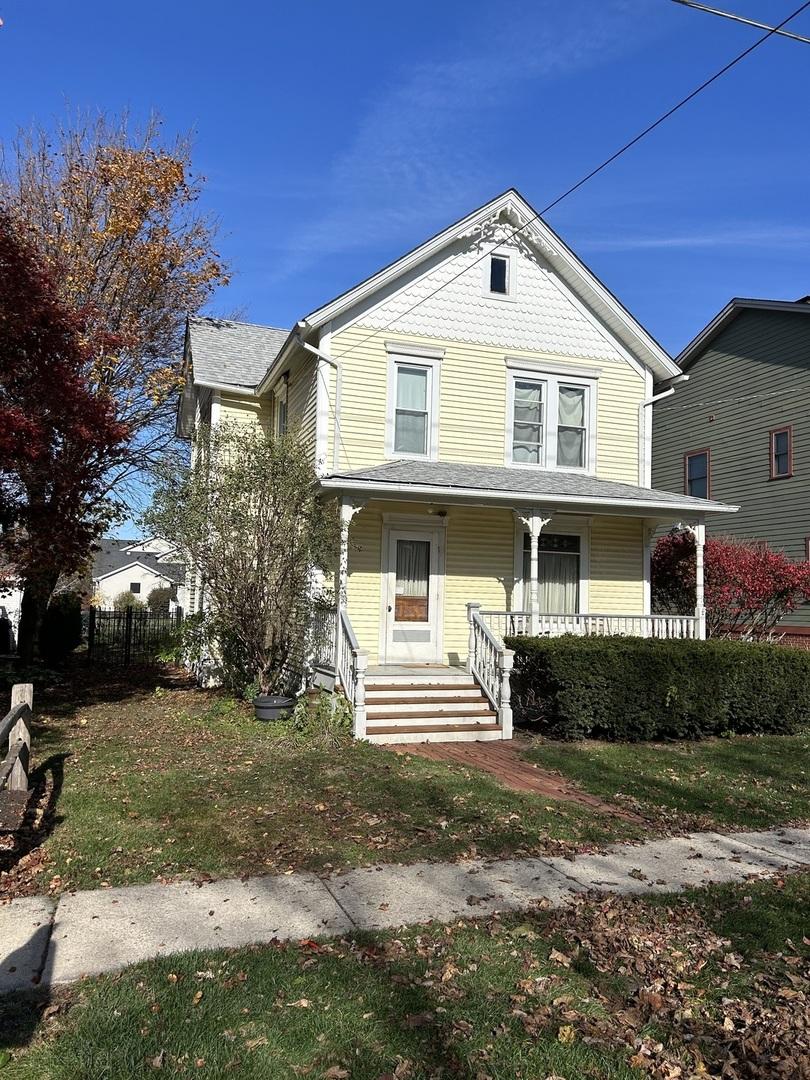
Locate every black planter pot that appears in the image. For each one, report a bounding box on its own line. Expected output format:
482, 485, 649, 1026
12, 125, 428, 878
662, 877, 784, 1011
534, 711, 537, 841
253, 694, 295, 722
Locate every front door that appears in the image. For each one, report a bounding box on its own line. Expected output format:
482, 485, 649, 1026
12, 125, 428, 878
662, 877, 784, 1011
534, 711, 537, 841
384, 527, 443, 663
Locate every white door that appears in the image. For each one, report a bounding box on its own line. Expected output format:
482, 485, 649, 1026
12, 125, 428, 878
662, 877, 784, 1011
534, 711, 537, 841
383, 527, 443, 663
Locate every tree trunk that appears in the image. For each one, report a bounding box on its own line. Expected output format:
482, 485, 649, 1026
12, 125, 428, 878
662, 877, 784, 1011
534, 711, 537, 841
16, 574, 57, 664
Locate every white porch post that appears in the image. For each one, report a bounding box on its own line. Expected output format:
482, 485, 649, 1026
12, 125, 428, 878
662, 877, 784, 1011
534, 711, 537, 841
642, 519, 657, 623
515, 509, 552, 636
338, 498, 364, 609
693, 521, 707, 639
466, 601, 481, 673
499, 649, 514, 739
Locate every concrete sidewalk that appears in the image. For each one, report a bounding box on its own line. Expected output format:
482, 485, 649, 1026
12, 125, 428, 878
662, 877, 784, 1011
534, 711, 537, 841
2, 826, 808, 994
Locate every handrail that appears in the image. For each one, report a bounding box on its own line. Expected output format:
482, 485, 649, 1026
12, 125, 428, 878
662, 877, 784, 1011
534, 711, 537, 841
336, 606, 368, 739
0, 684, 33, 795
467, 603, 513, 739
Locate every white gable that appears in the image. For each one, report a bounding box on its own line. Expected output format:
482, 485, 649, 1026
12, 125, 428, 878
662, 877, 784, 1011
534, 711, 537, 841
338, 218, 624, 364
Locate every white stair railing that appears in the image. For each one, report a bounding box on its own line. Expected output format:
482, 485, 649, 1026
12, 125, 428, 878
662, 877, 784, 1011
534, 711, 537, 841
466, 602, 513, 739
336, 606, 368, 739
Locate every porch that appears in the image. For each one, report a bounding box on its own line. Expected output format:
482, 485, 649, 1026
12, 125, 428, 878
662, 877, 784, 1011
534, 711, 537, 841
315, 459, 734, 744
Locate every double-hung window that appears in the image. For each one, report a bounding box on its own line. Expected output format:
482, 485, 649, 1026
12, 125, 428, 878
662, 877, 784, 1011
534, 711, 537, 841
521, 533, 581, 613
507, 364, 597, 471
684, 449, 710, 498
386, 347, 441, 460
770, 426, 793, 479
274, 377, 288, 436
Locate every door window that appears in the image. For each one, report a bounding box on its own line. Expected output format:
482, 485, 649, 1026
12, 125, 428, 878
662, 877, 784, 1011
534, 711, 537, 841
394, 539, 430, 621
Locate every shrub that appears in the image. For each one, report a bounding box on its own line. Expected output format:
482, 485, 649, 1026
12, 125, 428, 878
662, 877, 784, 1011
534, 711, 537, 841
652, 531, 810, 638
113, 590, 146, 611
147, 585, 173, 614
39, 590, 83, 664
506, 634, 810, 741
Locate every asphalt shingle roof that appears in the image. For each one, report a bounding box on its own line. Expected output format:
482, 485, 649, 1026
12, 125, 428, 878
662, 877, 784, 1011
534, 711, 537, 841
93, 540, 186, 584
188, 316, 289, 389
324, 460, 737, 513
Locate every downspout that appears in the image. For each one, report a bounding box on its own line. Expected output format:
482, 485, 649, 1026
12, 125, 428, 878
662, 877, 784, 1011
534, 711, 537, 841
638, 374, 689, 486
297, 336, 343, 473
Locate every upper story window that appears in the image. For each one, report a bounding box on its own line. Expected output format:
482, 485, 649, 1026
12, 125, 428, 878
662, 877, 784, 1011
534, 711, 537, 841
386, 345, 442, 460
506, 363, 597, 472
394, 365, 429, 455
770, 426, 793, 479
274, 378, 288, 436
483, 252, 515, 300
129, 582, 141, 594
490, 256, 508, 294
684, 449, 710, 498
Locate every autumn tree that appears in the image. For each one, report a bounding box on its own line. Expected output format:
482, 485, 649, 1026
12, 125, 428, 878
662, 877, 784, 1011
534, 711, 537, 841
651, 530, 810, 639
0, 111, 228, 488
0, 212, 128, 660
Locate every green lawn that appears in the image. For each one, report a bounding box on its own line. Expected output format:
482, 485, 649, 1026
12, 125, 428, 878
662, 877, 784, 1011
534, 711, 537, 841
4, 668, 637, 897
2, 873, 807, 1079
523, 733, 810, 831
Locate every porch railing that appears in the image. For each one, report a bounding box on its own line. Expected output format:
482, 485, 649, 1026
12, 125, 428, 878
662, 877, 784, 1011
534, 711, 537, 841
467, 603, 513, 738
335, 606, 368, 739
479, 610, 701, 642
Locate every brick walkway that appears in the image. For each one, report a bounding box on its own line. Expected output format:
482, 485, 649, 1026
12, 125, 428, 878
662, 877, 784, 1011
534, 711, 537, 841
389, 739, 644, 823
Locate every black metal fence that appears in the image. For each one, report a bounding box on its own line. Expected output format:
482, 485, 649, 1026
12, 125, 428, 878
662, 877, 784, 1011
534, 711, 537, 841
87, 608, 183, 666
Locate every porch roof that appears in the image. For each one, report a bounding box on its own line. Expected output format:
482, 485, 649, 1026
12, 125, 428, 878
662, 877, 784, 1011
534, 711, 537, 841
320, 460, 738, 518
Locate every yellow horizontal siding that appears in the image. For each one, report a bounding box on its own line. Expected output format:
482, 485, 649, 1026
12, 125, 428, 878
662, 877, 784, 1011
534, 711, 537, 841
330, 326, 645, 483
590, 517, 644, 614
345, 502, 645, 663
219, 394, 271, 431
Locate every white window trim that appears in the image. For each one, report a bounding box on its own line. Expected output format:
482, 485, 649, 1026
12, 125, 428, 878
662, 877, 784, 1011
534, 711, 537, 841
273, 377, 288, 436
512, 518, 591, 614
482, 248, 516, 302
505, 365, 598, 473
385, 352, 441, 461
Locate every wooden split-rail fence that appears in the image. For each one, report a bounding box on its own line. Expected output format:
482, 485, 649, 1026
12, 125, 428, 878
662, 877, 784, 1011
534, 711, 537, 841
0, 683, 33, 798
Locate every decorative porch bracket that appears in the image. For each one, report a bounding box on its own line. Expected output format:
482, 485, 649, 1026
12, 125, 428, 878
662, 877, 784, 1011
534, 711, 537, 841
513, 508, 553, 636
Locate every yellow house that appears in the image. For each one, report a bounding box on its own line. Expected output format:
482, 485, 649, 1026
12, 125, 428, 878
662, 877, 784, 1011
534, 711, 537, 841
178, 190, 736, 744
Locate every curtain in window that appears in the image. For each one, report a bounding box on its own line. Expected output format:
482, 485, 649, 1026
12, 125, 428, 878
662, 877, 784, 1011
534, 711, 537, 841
394, 367, 428, 454
513, 380, 544, 463
396, 540, 429, 597
395, 539, 430, 621
540, 553, 579, 613
557, 386, 585, 468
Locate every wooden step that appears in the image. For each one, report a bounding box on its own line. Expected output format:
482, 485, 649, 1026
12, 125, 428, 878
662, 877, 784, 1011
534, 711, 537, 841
367, 699, 488, 708
366, 722, 502, 735
365, 677, 476, 689
365, 709, 497, 721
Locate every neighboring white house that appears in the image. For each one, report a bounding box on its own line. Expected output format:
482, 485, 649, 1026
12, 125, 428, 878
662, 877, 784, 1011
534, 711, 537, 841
0, 580, 23, 652
92, 539, 186, 609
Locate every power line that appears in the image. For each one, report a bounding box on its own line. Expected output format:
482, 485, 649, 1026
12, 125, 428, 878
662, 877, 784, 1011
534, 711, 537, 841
655, 385, 806, 411
671, 0, 810, 45
333, 0, 810, 363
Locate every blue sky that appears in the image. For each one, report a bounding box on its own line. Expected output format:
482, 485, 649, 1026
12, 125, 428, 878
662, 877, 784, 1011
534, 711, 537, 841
2, 0, 808, 352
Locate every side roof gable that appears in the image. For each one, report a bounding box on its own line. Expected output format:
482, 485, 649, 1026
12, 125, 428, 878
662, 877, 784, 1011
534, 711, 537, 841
300, 189, 678, 381
677, 298, 810, 373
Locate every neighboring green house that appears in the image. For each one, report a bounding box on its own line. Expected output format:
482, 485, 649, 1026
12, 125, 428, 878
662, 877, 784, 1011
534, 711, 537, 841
652, 297, 810, 641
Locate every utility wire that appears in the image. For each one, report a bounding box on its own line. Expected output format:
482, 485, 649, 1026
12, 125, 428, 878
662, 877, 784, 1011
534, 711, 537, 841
671, 0, 810, 45
332, 0, 810, 363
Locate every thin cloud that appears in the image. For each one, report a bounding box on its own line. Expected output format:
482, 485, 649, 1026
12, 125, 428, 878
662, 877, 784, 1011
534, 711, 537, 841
580, 225, 810, 252
265, 0, 660, 284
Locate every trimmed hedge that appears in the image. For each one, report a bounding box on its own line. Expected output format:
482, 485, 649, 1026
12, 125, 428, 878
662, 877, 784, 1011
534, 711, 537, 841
505, 634, 810, 741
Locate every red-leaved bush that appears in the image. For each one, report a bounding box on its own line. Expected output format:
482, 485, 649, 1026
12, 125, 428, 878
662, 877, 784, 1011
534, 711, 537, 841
651, 530, 810, 639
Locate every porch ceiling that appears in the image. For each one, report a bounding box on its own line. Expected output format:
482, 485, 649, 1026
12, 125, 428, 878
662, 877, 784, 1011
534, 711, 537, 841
320, 459, 738, 520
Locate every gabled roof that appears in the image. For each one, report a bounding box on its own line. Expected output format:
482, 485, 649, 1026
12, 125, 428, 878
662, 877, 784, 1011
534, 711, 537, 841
321, 460, 737, 517
295, 188, 679, 382
187, 316, 289, 391
92, 540, 186, 584
676, 297, 810, 372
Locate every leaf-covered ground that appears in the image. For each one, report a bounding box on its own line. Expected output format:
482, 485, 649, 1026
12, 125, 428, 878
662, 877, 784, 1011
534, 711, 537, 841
2, 873, 808, 1079
0, 667, 638, 898
523, 734, 810, 832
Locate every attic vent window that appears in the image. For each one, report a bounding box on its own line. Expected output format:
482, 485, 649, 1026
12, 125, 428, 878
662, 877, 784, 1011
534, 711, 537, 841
489, 256, 508, 295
